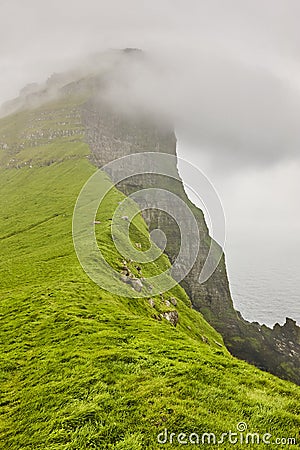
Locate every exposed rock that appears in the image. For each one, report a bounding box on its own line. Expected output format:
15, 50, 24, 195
120, 274, 128, 283
130, 278, 143, 292
165, 300, 171, 307
161, 311, 179, 327
120, 273, 144, 293
273, 318, 300, 343
147, 298, 155, 308
170, 297, 177, 306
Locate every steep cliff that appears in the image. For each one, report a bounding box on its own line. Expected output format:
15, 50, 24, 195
1, 60, 300, 448
79, 61, 300, 384
1, 49, 299, 387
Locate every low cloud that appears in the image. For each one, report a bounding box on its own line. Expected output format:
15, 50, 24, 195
1, 0, 300, 172
101, 48, 300, 171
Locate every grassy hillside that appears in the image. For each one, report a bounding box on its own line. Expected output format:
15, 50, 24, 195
0, 98, 299, 449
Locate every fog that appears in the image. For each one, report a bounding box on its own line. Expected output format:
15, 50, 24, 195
0, 0, 299, 323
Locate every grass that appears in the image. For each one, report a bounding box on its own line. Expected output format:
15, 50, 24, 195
0, 98, 299, 449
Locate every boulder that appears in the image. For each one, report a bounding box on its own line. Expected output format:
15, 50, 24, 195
161, 311, 179, 327
130, 278, 143, 292
170, 297, 177, 306
148, 298, 155, 308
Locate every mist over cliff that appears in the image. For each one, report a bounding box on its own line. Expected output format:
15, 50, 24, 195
1, 3, 300, 447
1, 3, 300, 320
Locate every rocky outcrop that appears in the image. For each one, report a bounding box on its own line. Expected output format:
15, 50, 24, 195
0, 105, 84, 169
161, 310, 179, 327
81, 90, 300, 385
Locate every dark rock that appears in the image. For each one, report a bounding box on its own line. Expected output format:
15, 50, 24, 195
170, 297, 177, 306
161, 311, 179, 327
148, 298, 155, 308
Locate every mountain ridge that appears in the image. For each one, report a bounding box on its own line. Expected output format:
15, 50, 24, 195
0, 51, 299, 448
76, 64, 300, 385
1, 51, 299, 385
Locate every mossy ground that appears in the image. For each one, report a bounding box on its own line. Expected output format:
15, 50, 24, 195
0, 100, 299, 449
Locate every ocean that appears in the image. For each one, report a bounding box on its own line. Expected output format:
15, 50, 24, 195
176, 145, 300, 329
226, 240, 300, 328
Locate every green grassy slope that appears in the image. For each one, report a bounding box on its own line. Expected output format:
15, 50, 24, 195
0, 98, 299, 449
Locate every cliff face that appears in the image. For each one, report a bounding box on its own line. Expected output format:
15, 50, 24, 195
81, 95, 300, 385
1, 50, 299, 384
2, 66, 300, 449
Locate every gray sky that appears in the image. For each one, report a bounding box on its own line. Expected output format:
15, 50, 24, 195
1, 0, 299, 323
